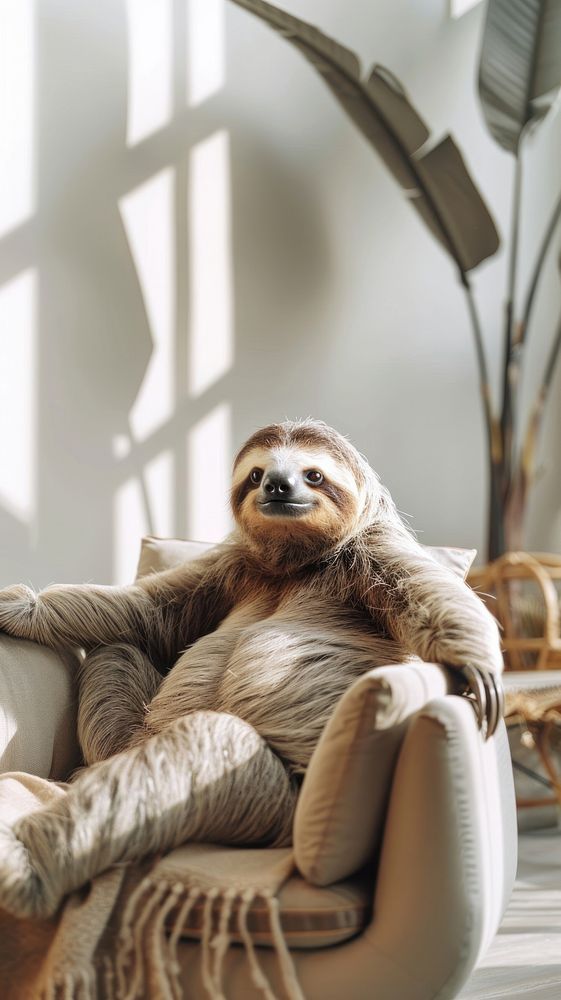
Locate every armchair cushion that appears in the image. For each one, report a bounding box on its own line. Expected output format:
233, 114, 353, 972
293, 662, 460, 887
159, 843, 371, 949
136, 536, 213, 578
0, 635, 79, 779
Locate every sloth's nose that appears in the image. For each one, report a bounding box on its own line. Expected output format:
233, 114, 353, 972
263, 472, 296, 497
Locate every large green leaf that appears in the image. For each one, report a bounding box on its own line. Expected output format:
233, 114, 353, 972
412, 136, 500, 271
478, 0, 561, 154
230, 0, 499, 273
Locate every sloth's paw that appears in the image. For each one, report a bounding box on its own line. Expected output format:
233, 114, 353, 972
0, 821, 54, 919
0, 584, 38, 640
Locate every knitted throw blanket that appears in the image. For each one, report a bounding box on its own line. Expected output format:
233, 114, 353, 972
0, 773, 300, 1000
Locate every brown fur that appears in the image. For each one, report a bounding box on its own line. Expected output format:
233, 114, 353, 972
0, 419, 502, 919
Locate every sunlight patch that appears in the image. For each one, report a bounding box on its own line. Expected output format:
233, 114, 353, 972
187, 404, 232, 542
188, 131, 233, 398
0, 0, 35, 238
145, 449, 175, 538
113, 477, 146, 585
125, 0, 173, 146
0, 269, 36, 526
187, 0, 225, 107
119, 168, 176, 442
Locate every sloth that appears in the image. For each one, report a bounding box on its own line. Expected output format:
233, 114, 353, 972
0, 419, 503, 919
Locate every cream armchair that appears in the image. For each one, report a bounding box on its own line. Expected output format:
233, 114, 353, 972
0, 639, 516, 1000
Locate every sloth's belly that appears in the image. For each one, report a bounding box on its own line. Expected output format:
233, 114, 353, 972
145, 599, 272, 727
217, 603, 410, 772
147, 596, 412, 771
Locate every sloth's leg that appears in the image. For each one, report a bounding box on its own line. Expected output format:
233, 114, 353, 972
77, 644, 162, 764
0, 711, 298, 920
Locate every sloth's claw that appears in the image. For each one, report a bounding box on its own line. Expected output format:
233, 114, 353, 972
459, 664, 504, 739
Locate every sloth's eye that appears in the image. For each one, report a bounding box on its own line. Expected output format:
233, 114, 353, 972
250, 468, 263, 485
305, 469, 323, 485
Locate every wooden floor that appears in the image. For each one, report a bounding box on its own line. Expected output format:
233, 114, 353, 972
459, 826, 561, 999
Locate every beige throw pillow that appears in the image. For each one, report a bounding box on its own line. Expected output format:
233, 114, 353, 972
426, 545, 477, 580
135, 535, 476, 581
293, 662, 459, 886
136, 536, 214, 578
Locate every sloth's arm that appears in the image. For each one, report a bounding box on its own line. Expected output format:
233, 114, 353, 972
0, 548, 235, 662
358, 520, 504, 735
362, 523, 503, 674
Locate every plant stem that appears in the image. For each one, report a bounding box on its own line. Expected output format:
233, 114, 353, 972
500, 154, 523, 499
463, 279, 494, 442
504, 188, 561, 552
462, 279, 503, 561
541, 315, 561, 394
506, 316, 561, 553
522, 315, 561, 483
519, 189, 561, 347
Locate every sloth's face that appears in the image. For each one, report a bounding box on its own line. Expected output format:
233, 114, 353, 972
231, 442, 363, 551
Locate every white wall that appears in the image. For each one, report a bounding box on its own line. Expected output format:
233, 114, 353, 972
0, 0, 559, 588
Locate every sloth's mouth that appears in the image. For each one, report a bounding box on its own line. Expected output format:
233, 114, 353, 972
258, 500, 314, 517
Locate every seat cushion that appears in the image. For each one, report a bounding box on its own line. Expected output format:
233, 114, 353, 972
161, 845, 371, 950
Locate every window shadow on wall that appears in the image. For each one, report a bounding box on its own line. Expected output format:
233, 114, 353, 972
0, 0, 333, 589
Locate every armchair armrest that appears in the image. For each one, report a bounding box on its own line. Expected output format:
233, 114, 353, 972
0, 635, 80, 779
363, 696, 517, 999
294, 661, 462, 886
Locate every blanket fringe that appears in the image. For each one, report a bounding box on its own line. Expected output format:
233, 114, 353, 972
211, 886, 236, 999
38, 968, 96, 1000
238, 889, 277, 1000
114, 874, 153, 997
263, 891, 306, 1000
201, 887, 221, 998
102, 955, 115, 999
100, 878, 304, 1000
145, 882, 185, 1000
167, 886, 201, 999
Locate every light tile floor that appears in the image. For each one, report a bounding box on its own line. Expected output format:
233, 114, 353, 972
459, 827, 561, 999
